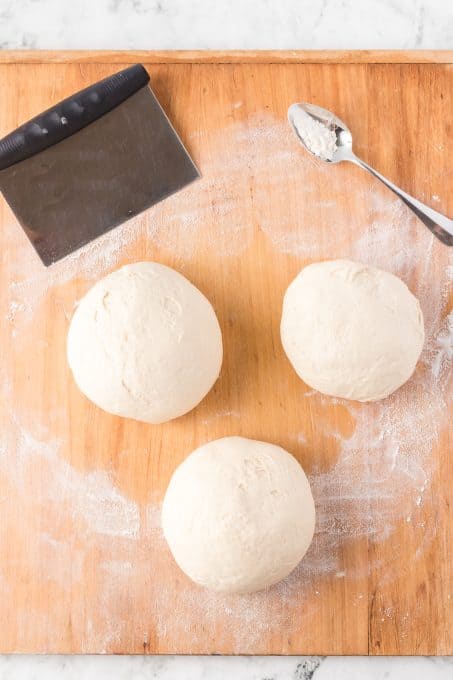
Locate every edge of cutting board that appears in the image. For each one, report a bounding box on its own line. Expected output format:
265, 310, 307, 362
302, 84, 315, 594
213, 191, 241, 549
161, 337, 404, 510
0, 49, 452, 64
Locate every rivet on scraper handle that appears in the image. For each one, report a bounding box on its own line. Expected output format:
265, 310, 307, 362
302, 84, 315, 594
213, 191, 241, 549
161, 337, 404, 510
0, 65, 150, 172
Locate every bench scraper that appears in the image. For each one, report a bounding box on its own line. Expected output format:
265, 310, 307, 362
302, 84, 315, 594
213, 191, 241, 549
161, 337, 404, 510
0, 65, 199, 265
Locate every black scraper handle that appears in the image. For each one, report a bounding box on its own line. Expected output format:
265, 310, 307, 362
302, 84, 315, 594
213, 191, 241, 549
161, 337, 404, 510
0, 64, 150, 172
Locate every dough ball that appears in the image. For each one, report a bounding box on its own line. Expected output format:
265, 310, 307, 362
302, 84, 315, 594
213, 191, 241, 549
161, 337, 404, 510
67, 262, 222, 424
162, 436, 315, 594
281, 259, 424, 402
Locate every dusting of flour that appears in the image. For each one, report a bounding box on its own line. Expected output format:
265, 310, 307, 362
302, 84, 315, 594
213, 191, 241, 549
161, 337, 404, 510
1, 418, 140, 541
303, 198, 453, 579
1, 113, 452, 651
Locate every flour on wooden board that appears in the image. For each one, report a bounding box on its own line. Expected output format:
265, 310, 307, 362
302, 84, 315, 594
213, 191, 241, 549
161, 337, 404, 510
4, 117, 319, 326
0, 418, 140, 541
1, 113, 452, 650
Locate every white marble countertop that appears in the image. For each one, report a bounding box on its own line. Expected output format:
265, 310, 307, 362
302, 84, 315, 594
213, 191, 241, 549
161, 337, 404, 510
0, 0, 452, 678
0, 0, 451, 49
0, 656, 453, 679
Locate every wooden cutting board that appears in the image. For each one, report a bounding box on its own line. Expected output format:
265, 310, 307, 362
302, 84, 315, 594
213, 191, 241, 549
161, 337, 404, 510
0, 50, 452, 656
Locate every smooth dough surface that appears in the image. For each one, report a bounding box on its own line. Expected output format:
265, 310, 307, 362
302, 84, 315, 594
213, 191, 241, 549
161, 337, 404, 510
162, 436, 316, 594
281, 259, 424, 402
67, 262, 223, 424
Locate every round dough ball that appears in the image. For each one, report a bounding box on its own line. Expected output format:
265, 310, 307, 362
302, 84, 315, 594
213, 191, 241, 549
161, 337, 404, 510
162, 436, 315, 594
67, 262, 222, 424
281, 259, 424, 402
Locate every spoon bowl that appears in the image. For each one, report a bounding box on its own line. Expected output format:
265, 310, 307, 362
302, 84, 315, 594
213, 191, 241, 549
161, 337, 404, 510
288, 102, 352, 163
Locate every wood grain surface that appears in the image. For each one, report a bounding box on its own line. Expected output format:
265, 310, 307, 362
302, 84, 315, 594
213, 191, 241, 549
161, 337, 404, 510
0, 53, 451, 655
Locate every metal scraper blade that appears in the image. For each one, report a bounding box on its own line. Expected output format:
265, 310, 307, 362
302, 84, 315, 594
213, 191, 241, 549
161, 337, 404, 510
0, 66, 199, 265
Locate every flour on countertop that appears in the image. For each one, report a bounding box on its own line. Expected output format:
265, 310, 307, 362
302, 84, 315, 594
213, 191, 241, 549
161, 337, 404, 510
4, 116, 333, 328
101, 560, 134, 575
304, 206, 452, 576
1, 418, 140, 542
1, 113, 452, 650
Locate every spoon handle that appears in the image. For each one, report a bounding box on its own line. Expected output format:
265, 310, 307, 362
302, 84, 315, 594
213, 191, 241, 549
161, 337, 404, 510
349, 154, 453, 246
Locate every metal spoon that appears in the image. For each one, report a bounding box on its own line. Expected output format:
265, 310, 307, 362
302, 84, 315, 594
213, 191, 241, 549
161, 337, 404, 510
288, 102, 453, 246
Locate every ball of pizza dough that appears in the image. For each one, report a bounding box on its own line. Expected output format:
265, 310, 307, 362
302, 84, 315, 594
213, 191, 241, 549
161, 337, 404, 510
281, 259, 424, 401
67, 262, 222, 423
162, 436, 316, 593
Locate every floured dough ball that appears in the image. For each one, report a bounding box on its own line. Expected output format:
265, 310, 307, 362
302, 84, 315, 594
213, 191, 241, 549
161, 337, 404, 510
67, 262, 222, 423
281, 259, 424, 401
162, 436, 315, 594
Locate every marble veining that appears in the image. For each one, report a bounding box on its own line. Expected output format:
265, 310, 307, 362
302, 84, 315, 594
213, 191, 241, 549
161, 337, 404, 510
0, 654, 453, 678
0, 0, 451, 49
1, 0, 453, 677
